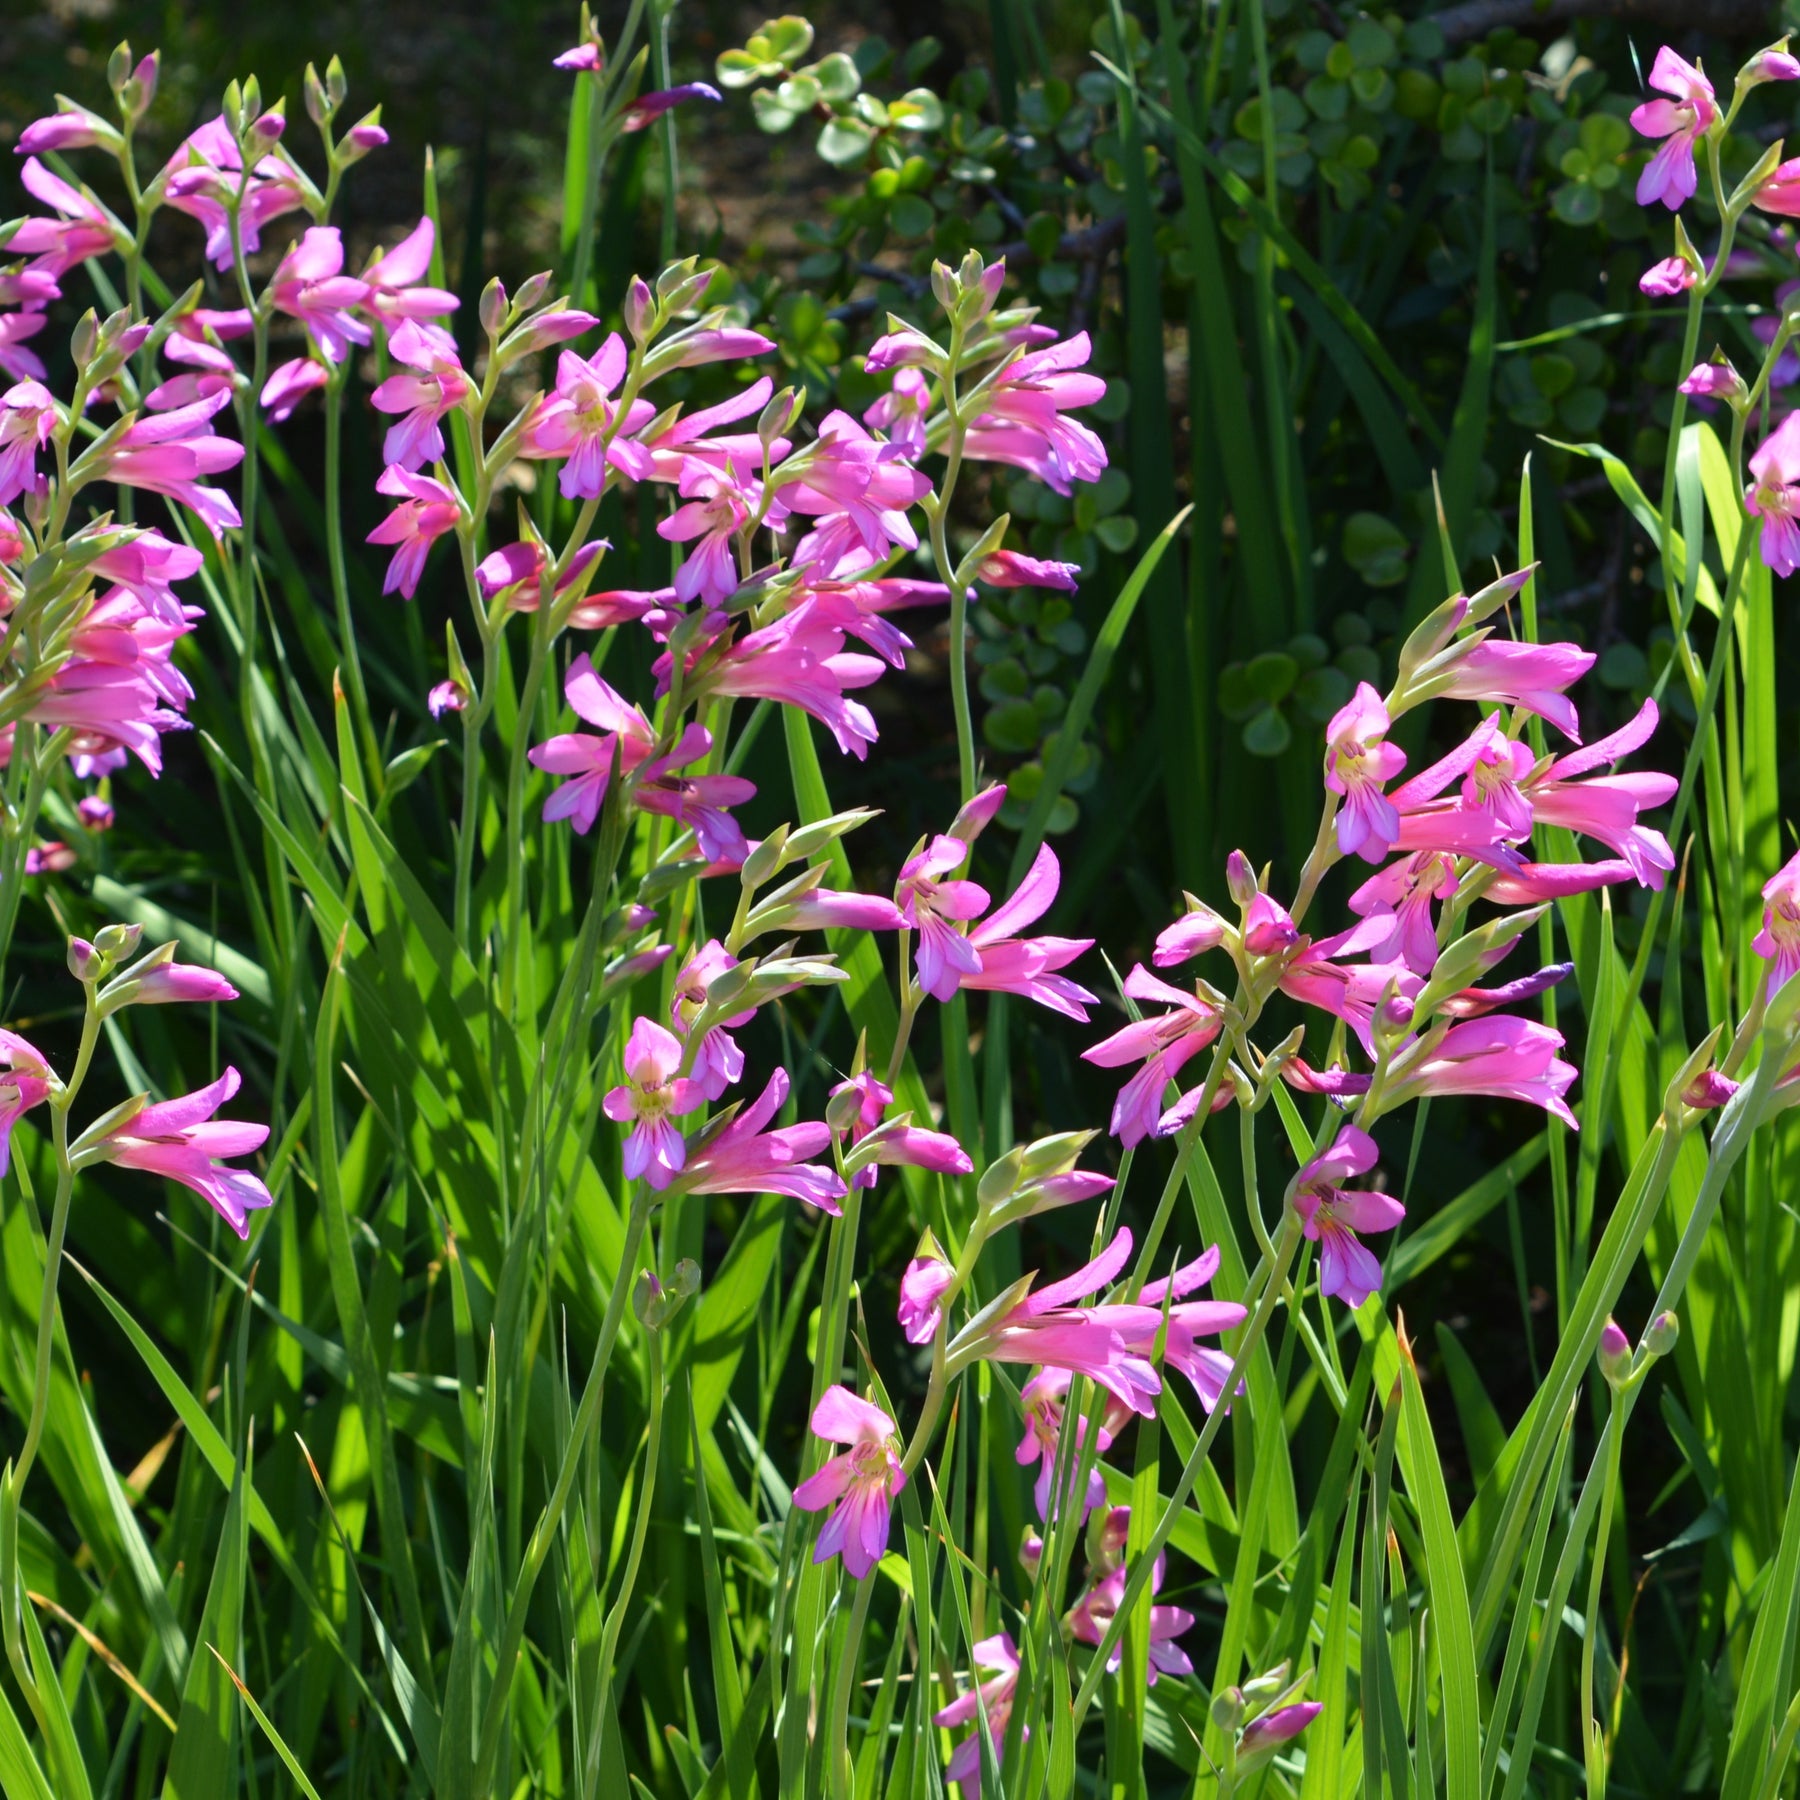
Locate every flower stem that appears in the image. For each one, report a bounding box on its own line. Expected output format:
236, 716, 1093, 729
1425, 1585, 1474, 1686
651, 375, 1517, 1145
324, 370, 382, 787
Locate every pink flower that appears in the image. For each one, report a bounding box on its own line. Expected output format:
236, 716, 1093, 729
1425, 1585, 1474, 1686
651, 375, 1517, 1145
791, 1385, 905, 1578
1630, 46, 1716, 210
1152, 905, 1228, 967
0, 1032, 54, 1175
936, 1635, 1023, 1791
1749, 410, 1800, 576
1388, 1015, 1579, 1126
1240, 1702, 1323, 1765
87, 529, 204, 625
621, 83, 722, 131
474, 540, 651, 630
1324, 682, 1407, 860
1483, 859, 1639, 903
268, 227, 372, 364
1289, 1127, 1404, 1308
99, 1066, 272, 1238
1744, 45, 1800, 84
0, 311, 48, 385
0, 381, 57, 506
970, 1227, 1163, 1417
674, 1067, 846, 1212
962, 332, 1108, 495
530, 654, 755, 858
960, 844, 1097, 1018
161, 118, 306, 269
370, 321, 471, 469
112, 959, 238, 1006
1756, 847, 1800, 997
1640, 256, 1698, 297
77, 795, 114, 830
90, 389, 246, 538
25, 659, 189, 775
1329, 851, 1459, 974
1083, 967, 1224, 1146
1436, 637, 1596, 741
554, 43, 605, 72
520, 336, 658, 495
360, 220, 459, 324
1016, 1366, 1112, 1521
830, 1068, 971, 1188
898, 1247, 954, 1343
863, 368, 932, 456
1681, 359, 1747, 404
1753, 157, 1800, 218
974, 549, 1081, 591
681, 600, 883, 756
428, 677, 469, 717
366, 466, 461, 597
1244, 888, 1300, 956
1067, 1565, 1195, 1684
1130, 1245, 1246, 1411
25, 842, 73, 875
1522, 698, 1676, 886
896, 835, 990, 1002
659, 465, 757, 604
261, 357, 328, 423
16, 104, 119, 156
775, 888, 908, 932
602, 1017, 705, 1188
7, 159, 122, 275
776, 412, 930, 579
1278, 956, 1414, 1058
671, 940, 751, 1100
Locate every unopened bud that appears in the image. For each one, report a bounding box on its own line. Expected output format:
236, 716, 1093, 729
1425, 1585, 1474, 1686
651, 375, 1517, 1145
107, 41, 135, 94
625, 275, 655, 343
304, 64, 331, 126
221, 79, 245, 136
325, 54, 348, 108
758, 385, 802, 449
479, 277, 508, 337
239, 77, 263, 130
71, 310, 99, 370
1597, 1318, 1631, 1386
1241, 1662, 1293, 1703
825, 1084, 866, 1132
976, 1147, 1025, 1210
78, 795, 114, 832
341, 109, 387, 159
1019, 1529, 1044, 1578
250, 107, 285, 145
634, 1270, 666, 1328
93, 921, 144, 960
656, 256, 703, 303
67, 937, 100, 982
1375, 990, 1415, 1043
1645, 1310, 1680, 1357
1742, 40, 1800, 87
1225, 848, 1259, 909
739, 827, 790, 889
513, 270, 554, 315
929, 259, 958, 315
1211, 1687, 1246, 1733
1678, 357, 1748, 410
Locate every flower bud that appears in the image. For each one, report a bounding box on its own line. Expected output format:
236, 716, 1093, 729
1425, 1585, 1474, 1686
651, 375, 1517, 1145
479, 277, 508, 337
239, 77, 263, 132
1211, 1687, 1246, 1733
976, 1146, 1025, 1210
1679, 357, 1747, 409
1741, 40, 1800, 85
930, 260, 959, 315
71, 310, 99, 371
93, 921, 143, 961
78, 796, 114, 831
824, 1083, 867, 1133
758, 385, 803, 450
634, 1270, 667, 1328
340, 109, 387, 162
1242, 1662, 1293, 1703
1225, 849, 1259, 909
513, 270, 554, 315
656, 256, 704, 304
67, 937, 101, 983
325, 54, 348, 109
1375, 989, 1416, 1045
250, 107, 285, 145
304, 63, 331, 127
625, 275, 656, 343
738, 828, 790, 890
1645, 1310, 1680, 1357
1019, 1529, 1044, 1578
107, 41, 135, 95
126, 51, 159, 121
1238, 1701, 1323, 1769
1597, 1318, 1631, 1387
221, 79, 245, 137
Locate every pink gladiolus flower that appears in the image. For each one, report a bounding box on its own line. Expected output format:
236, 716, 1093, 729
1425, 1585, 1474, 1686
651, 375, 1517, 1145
1279, 956, 1415, 1058
99, 1066, 272, 1238
162, 118, 307, 269
675, 1067, 847, 1212
77, 795, 114, 830
360, 219, 459, 323
774, 887, 908, 933
863, 367, 932, 456
17, 104, 119, 155
1329, 851, 1459, 974
520, 335, 658, 494
651, 322, 778, 372
475, 540, 648, 630
260, 357, 328, 423
1483, 858, 1638, 903
530, 654, 755, 858
864, 326, 945, 374
0, 1032, 54, 1175
1640, 256, 1698, 297
830, 1068, 972, 1188
428, 677, 469, 717
975, 549, 1080, 591
1755, 848, 1800, 996
370, 320, 472, 469
1522, 698, 1676, 885
25, 842, 73, 874
0, 381, 57, 506
1681, 360, 1747, 404
971, 1227, 1163, 1416
367, 465, 461, 597
659, 465, 757, 604
0, 312, 48, 385
1324, 682, 1407, 860
1067, 1563, 1195, 1684
791, 1385, 905, 1577
554, 43, 604, 72
671, 940, 751, 1100
1630, 47, 1716, 210
1748, 410, 1800, 576
677, 601, 885, 755
1389, 1015, 1579, 1125
1745, 45, 1800, 83
896, 835, 990, 1002
936, 1634, 1023, 1791
621, 83, 722, 130
8, 159, 122, 275
118, 960, 238, 1005
1243, 889, 1300, 956
25, 654, 189, 775
1436, 637, 1596, 741
0, 271, 59, 309
777, 412, 930, 579
898, 1249, 954, 1343
1754, 157, 1800, 217
88, 529, 204, 625
1016, 1367, 1112, 1522
1289, 1127, 1404, 1308
962, 332, 1108, 494
91, 389, 246, 538
268, 227, 372, 363
603, 1017, 704, 1188
960, 844, 1098, 1019
1130, 1244, 1246, 1411
1153, 904, 1228, 966
1083, 966, 1224, 1146
1240, 1702, 1323, 1763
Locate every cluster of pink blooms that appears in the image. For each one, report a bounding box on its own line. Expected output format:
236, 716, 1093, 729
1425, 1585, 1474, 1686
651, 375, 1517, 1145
1624, 37, 1800, 578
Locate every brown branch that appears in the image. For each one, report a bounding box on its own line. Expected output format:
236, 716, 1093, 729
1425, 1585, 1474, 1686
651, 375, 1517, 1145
1434, 0, 1774, 47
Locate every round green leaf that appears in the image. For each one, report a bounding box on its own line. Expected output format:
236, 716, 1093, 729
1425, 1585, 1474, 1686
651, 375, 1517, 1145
1245, 650, 1299, 704
1243, 706, 1293, 757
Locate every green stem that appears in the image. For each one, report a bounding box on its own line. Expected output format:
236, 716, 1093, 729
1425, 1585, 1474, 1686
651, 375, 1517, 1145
324, 371, 382, 785
826, 1573, 877, 1800
1580, 1384, 1626, 1791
